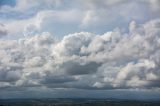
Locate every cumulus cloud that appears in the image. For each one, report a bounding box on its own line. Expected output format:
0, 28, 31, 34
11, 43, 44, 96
0, 19, 160, 91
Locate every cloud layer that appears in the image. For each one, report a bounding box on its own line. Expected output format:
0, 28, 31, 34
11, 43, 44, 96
0, 19, 160, 91
1, 0, 160, 39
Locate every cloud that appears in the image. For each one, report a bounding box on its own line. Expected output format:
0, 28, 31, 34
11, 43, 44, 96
1, 0, 160, 99
0, 19, 160, 92
147, 0, 160, 11
41, 75, 77, 84
3, 9, 84, 38
0, 0, 62, 12
61, 61, 100, 75
1, 0, 160, 39
0, 65, 22, 82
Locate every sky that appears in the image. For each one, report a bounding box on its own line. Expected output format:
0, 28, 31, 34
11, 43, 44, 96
0, 0, 160, 100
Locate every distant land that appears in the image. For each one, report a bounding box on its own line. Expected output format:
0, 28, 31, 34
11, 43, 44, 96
0, 98, 160, 106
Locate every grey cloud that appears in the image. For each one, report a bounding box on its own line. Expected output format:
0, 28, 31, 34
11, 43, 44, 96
41, 75, 77, 84
61, 61, 101, 75
0, 65, 22, 82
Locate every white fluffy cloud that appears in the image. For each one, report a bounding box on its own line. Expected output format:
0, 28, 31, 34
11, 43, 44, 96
0, 19, 160, 91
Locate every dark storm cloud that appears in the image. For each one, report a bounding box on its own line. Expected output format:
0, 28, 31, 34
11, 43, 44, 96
41, 75, 77, 84
61, 61, 101, 75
